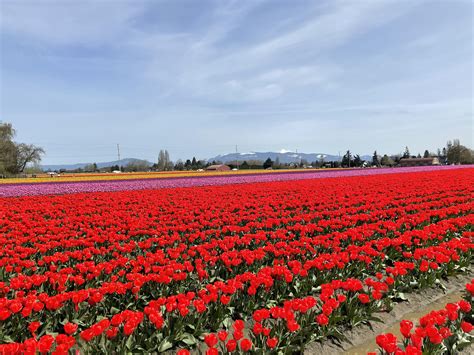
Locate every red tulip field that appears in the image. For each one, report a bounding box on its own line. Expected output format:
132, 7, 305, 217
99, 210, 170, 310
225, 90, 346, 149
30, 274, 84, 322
0, 168, 473, 354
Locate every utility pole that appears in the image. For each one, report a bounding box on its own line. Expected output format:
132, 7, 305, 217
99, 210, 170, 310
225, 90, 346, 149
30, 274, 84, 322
235, 145, 239, 170
117, 144, 120, 162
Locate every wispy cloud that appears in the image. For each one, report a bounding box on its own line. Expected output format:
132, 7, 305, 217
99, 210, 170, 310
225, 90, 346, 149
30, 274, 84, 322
1, 0, 144, 45
1, 0, 472, 163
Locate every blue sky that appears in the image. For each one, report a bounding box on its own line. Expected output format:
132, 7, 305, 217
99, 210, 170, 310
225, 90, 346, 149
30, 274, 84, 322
1, 0, 472, 164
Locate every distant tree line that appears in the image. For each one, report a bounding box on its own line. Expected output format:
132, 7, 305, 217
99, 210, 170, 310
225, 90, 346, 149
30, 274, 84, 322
247, 140, 473, 171
69, 139, 472, 175
2, 121, 472, 176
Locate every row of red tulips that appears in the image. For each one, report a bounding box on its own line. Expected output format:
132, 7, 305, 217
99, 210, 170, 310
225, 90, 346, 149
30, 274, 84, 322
0, 169, 472, 353
373, 278, 474, 355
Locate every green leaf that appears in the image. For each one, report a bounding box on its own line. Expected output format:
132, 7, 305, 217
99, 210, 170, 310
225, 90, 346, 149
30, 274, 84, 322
397, 292, 408, 301
1, 336, 13, 343
223, 317, 234, 329
158, 338, 173, 352
125, 336, 134, 350
179, 333, 197, 346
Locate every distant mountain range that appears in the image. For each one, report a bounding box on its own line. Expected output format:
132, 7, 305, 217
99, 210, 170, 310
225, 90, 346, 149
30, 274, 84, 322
208, 150, 372, 164
41, 158, 153, 171
41, 151, 372, 171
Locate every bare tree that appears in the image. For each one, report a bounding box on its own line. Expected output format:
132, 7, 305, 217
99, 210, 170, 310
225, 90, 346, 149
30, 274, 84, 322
124, 160, 149, 172
0, 122, 45, 175
16, 144, 45, 173
158, 149, 172, 171
381, 154, 395, 167
446, 139, 473, 164
0, 123, 18, 174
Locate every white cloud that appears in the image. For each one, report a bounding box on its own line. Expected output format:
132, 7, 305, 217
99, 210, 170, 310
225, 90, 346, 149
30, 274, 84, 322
0, 0, 144, 45
141, 0, 419, 104
1, 0, 418, 105
2, 0, 472, 164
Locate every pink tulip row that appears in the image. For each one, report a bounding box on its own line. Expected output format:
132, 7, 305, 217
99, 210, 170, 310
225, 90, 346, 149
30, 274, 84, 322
1, 165, 470, 197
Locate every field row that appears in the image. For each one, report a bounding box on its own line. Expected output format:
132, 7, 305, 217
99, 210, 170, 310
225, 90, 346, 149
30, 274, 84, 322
0, 168, 472, 354
372, 279, 473, 354
0, 169, 309, 185
0, 165, 469, 197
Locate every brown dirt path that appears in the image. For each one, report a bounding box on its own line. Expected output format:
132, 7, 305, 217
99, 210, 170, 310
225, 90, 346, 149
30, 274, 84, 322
345, 290, 465, 354
304, 270, 474, 355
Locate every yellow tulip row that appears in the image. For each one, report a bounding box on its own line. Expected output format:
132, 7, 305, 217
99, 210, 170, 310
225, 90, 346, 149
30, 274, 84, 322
0, 168, 343, 185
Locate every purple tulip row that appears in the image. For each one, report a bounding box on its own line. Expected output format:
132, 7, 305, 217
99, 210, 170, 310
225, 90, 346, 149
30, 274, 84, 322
1, 165, 471, 198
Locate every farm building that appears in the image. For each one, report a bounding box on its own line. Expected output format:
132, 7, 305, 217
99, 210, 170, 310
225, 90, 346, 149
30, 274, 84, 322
206, 164, 231, 171
399, 157, 440, 167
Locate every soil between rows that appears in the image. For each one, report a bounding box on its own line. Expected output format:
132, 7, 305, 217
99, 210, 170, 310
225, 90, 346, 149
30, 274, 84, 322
304, 270, 474, 355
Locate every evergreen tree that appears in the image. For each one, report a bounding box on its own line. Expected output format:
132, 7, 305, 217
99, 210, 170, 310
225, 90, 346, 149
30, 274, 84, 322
184, 159, 192, 170
372, 150, 380, 167
353, 154, 363, 167
342, 150, 352, 167
263, 158, 273, 169
423, 150, 430, 158
402, 146, 410, 159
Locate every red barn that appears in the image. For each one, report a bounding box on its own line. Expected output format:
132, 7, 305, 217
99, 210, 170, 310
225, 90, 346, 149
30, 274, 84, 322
206, 164, 231, 171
